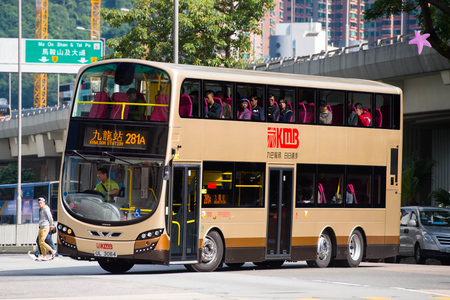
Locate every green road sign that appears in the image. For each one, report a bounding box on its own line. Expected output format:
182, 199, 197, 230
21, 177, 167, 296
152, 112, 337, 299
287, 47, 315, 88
25, 39, 102, 64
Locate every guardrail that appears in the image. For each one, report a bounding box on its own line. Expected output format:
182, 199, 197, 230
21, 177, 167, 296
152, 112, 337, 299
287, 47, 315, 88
0, 104, 70, 123
252, 33, 415, 71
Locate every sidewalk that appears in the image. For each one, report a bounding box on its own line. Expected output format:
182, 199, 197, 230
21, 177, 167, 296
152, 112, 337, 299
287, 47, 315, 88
1, 245, 39, 254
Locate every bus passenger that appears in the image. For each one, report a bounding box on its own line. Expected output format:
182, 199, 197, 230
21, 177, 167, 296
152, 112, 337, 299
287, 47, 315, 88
267, 93, 280, 121
204, 90, 222, 118
189, 91, 200, 117
279, 98, 293, 122
95, 168, 119, 202
127, 88, 145, 120
348, 103, 371, 126
250, 95, 264, 121
237, 98, 251, 119
216, 91, 232, 119
319, 100, 332, 124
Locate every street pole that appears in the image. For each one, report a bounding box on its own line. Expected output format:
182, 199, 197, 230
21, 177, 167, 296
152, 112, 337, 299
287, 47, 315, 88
9, 73, 11, 114
174, 0, 179, 64
291, 0, 293, 56
325, 0, 329, 52
17, 0, 23, 241
345, 0, 349, 47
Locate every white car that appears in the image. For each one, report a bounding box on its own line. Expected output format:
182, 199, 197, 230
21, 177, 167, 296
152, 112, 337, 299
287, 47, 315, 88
399, 206, 450, 264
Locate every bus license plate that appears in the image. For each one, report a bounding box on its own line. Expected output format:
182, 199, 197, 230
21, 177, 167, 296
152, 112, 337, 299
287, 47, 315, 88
94, 250, 117, 257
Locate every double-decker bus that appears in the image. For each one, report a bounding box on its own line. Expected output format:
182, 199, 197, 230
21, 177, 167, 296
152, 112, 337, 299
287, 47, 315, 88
58, 59, 402, 273
0, 98, 10, 119
0, 181, 59, 225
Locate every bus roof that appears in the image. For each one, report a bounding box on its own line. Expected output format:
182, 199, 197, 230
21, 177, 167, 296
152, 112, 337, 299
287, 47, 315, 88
79, 59, 401, 95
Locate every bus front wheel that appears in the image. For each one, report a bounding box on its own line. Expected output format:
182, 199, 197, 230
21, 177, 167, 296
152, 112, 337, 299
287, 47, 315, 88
307, 232, 333, 268
187, 231, 223, 272
98, 259, 134, 274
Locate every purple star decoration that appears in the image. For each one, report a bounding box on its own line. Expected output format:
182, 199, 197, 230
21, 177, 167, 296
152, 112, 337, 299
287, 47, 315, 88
409, 30, 431, 55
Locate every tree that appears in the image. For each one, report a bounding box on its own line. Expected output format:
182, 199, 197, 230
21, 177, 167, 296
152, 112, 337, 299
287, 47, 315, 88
0, 164, 36, 184
401, 153, 436, 206
429, 188, 450, 207
364, 0, 450, 60
101, 0, 275, 68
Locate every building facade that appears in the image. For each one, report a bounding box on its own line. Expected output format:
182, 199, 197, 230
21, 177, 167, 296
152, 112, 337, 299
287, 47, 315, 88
283, 0, 420, 48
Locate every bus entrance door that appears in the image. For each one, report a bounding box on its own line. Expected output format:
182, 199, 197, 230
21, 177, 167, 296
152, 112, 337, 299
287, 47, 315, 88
267, 168, 293, 260
169, 165, 200, 263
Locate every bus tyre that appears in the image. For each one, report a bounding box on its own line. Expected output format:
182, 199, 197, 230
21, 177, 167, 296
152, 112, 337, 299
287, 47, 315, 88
309, 232, 333, 268
98, 259, 134, 274
344, 230, 364, 267
188, 231, 223, 272
266, 260, 285, 268
226, 262, 245, 269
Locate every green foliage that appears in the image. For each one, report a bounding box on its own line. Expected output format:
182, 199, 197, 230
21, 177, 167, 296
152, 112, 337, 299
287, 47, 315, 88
0, 164, 36, 184
429, 188, 450, 207
102, 0, 274, 68
401, 153, 436, 206
364, 0, 450, 60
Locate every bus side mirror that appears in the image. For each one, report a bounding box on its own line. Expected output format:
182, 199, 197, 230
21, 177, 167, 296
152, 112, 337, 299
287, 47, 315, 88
162, 165, 171, 181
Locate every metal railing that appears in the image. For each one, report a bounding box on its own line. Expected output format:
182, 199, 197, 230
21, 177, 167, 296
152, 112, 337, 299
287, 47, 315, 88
0, 104, 70, 123
252, 33, 415, 71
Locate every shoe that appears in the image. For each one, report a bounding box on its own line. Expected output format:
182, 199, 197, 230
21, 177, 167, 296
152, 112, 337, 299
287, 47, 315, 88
50, 252, 58, 260
36, 256, 48, 261
28, 251, 37, 260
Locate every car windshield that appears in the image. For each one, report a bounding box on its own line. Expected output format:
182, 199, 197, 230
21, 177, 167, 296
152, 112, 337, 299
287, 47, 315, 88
419, 209, 450, 226
61, 155, 163, 223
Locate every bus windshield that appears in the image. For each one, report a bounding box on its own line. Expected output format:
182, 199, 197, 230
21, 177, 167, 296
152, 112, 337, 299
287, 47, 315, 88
71, 62, 171, 121
61, 155, 163, 223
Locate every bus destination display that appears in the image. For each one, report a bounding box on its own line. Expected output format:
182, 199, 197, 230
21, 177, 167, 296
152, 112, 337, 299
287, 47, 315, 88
84, 126, 147, 150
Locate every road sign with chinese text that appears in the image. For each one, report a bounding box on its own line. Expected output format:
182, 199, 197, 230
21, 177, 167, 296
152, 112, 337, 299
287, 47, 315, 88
25, 39, 102, 64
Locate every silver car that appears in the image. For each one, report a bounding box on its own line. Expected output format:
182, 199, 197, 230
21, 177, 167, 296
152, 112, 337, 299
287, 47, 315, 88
399, 206, 450, 264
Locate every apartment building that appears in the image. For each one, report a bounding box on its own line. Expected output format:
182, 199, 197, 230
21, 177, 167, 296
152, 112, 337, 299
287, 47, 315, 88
250, 0, 421, 59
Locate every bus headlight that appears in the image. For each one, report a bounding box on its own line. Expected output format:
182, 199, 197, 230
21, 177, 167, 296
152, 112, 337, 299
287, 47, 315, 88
58, 223, 75, 236
137, 229, 164, 240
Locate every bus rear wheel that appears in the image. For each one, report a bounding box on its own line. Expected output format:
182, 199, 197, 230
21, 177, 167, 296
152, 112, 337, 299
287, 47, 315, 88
98, 259, 134, 273
307, 232, 333, 268
344, 230, 364, 267
187, 231, 223, 272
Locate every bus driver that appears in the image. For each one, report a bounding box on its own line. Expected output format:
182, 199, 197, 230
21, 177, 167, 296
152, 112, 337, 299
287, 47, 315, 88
95, 168, 119, 202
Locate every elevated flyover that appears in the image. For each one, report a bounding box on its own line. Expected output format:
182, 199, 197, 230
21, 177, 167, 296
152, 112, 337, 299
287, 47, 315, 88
0, 105, 69, 180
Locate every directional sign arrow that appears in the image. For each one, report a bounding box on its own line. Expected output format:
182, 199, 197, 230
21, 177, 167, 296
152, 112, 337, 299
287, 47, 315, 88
78, 57, 88, 63
39, 57, 49, 63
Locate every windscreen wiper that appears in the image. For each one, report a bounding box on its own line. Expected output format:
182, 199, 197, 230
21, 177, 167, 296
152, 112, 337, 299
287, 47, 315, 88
102, 152, 139, 165
72, 150, 101, 164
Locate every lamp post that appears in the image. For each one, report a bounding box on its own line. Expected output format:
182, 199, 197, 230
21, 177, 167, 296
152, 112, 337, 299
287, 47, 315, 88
174, 0, 179, 64
76, 26, 105, 57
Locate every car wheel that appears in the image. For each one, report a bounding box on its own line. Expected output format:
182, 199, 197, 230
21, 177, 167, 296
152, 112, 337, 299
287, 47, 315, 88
414, 244, 426, 264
